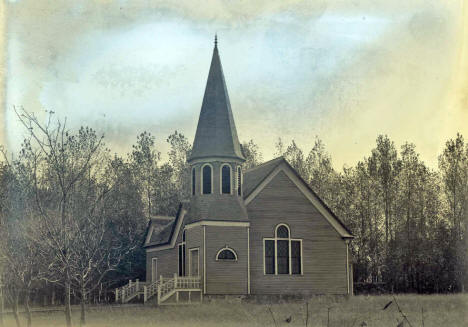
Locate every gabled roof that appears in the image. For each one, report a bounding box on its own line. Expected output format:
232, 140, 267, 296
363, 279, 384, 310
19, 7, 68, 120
243, 157, 354, 239
185, 195, 249, 224
143, 203, 187, 249
146, 218, 176, 245
188, 40, 245, 162
243, 157, 285, 198
144, 158, 353, 250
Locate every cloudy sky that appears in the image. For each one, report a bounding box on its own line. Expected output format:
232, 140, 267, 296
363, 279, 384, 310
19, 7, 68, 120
2, 0, 468, 169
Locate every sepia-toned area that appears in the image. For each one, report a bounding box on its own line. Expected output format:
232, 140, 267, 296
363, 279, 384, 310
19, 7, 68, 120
2, 0, 468, 167
1, 1, 468, 327
1, 295, 468, 327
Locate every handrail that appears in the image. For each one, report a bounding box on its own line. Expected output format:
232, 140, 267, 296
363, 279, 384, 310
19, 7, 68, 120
158, 275, 201, 304
144, 280, 160, 303
116, 275, 202, 304
115, 279, 141, 303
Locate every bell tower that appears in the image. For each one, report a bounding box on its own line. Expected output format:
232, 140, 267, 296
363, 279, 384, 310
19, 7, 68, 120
187, 36, 248, 223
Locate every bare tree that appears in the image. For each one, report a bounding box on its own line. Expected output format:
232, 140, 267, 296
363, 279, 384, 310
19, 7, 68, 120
65, 159, 139, 326
15, 108, 105, 327
0, 148, 47, 327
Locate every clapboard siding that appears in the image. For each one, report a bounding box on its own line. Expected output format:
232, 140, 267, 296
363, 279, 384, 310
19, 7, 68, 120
205, 226, 248, 294
146, 247, 178, 282
248, 170, 348, 295
145, 221, 185, 282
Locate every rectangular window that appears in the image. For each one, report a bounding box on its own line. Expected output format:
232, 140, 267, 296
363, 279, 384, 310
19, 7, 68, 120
277, 240, 289, 274
291, 241, 301, 275
265, 240, 275, 274
178, 244, 185, 276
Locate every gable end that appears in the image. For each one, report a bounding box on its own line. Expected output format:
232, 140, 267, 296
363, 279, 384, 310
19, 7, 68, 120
245, 160, 353, 239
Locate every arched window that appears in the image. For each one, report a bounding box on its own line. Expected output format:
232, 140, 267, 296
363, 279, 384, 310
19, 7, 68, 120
191, 168, 196, 195
276, 225, 289, 238
264, 224, 302, 275
216, 247, 238, 261
202, 164, 212, 194
237, 166, 242, 196
221, 164, 231, 194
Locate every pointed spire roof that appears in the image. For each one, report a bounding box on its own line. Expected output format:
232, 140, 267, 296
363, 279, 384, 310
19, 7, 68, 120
189, 36, 245, 162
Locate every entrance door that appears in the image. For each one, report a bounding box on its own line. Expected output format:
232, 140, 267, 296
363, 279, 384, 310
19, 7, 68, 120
189, 248, 199, 277
151, 258, 158, 282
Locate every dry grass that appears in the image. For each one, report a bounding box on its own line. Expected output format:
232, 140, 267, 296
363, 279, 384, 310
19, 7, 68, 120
3, 294, 467, 327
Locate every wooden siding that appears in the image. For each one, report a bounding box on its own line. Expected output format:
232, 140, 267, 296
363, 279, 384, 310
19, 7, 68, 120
145, 220, 185, 282
205, 226, 248, 294
248, 170, 348, 295
146, 247, 177, 282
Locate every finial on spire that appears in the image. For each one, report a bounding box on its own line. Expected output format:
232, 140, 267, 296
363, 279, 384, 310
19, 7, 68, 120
214, 34, 218, 49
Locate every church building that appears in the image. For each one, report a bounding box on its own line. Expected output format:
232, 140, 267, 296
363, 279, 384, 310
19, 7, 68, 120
142, 38, 354, 302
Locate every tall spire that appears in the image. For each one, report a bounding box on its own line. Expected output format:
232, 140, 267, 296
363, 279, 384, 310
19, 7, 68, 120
188, 37, 245, 162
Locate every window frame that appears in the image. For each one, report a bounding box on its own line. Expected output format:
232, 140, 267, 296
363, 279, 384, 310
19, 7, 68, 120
220, 164, 232, 195
188, 247, 200, 277
177, 242, 186, 276
177, 231, 186, 277
215, 247, 238, 261
263, 224, 303, 275
237, 166, 242, 196
151, 257, 158, 282
191, 167, 196, 195
201, 163, 213, 195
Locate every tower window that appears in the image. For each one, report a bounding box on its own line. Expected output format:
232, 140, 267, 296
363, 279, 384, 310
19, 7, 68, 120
221, 164, 231, 194
192, 168, 196, 195
237, 167, 242, 196
202, 164, 212, 194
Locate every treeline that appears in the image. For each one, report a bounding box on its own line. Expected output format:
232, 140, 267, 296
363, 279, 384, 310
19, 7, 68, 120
0, 109, 467, 326
275, 135, 468, 294
0, 110, 192, 327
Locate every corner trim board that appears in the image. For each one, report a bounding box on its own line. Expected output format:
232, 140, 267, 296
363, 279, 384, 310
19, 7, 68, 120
247, 226, 250, 294
203, 225, 206, 294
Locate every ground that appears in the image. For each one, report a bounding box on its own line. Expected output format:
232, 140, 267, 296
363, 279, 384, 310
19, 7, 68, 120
3, 294, 467, 327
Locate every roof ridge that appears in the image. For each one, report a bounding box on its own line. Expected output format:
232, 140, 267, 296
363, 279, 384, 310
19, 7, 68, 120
244, 156, 284, 173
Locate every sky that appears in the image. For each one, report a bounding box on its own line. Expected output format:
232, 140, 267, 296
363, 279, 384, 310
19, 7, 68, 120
2, 0, 468, 169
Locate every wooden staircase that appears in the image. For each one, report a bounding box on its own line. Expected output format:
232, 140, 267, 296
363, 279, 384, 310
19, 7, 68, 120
115, 274, 202, 305
115, 279, 144, 304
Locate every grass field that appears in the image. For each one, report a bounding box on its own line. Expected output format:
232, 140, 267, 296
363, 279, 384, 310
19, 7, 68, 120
3, 294, 467, 327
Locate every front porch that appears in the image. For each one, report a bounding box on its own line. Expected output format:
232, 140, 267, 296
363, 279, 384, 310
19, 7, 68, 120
115, 274, 202, 305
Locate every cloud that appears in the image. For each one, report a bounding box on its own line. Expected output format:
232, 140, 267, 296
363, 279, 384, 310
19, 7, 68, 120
3, 0, 467, 169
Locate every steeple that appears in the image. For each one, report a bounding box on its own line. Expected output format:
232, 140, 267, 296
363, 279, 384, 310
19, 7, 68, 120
188, 36, 245, 163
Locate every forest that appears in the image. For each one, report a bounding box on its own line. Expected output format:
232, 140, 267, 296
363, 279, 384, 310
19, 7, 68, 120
0, 109, 467, 326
